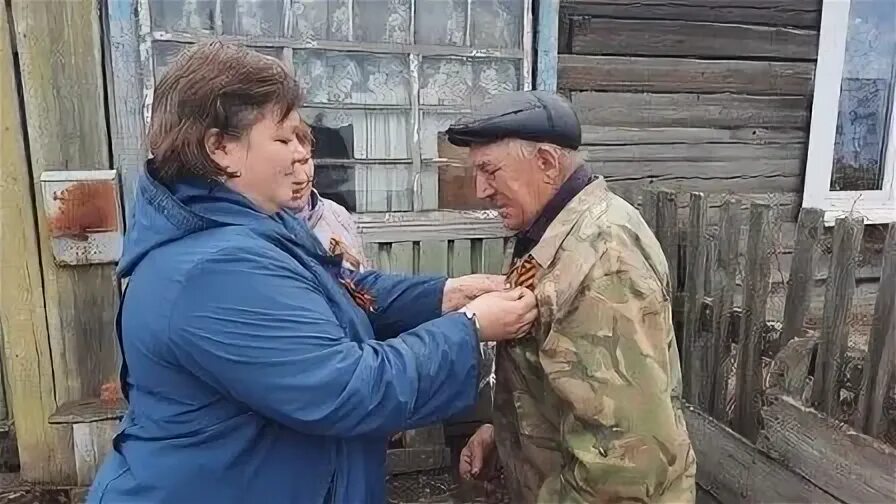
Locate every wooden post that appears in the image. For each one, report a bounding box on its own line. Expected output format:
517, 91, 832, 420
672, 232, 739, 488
710, 198, 740, 422
682, 193, 708, 406
654, 190, 679, 294
639, 187, 657, 233
780, 207, 824, 346
811, 216, 864, 417
854, 223, 895, 436
732, 203, 772, 442
0, 3, 76, 482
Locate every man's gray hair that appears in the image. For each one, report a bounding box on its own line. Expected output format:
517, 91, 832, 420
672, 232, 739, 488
506, 138, 583, 173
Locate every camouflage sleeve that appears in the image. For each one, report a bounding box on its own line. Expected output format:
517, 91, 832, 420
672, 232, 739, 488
538, 261, 695, 502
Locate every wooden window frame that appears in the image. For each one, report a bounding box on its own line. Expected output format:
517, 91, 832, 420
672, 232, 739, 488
131, 0, 533, 218
804, 0, 896, 225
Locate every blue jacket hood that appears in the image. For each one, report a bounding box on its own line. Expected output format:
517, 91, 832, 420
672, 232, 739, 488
118, 161, 325, 278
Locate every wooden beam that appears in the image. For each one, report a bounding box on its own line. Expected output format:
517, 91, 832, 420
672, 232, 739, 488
854, 223, 895, 437
759, 395, 896, 503
683, 405, 841, 504
595, 161, 804, 193
682, 193, 708, 405
0, 3, 76, 483
561, 0, 822, 29
732, 203, 772, 442
571, 92, 810, 129
569, 18, 818, 60
812, 216, 864, 416
558, 55, 814, 96
583, 142, 806, 163
11, 0, 121, 413
780, 207, 824, 346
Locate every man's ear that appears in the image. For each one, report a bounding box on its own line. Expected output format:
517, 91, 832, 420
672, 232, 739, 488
537, 145, 563, 185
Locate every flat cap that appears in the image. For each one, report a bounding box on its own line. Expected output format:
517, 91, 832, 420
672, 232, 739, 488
446, 90, 581, 150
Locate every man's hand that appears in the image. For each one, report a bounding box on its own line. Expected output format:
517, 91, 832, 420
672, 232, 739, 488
442, 274, 506, 313
459, 424, 496, 480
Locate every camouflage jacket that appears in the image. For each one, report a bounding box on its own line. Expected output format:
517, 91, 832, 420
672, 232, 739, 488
492, 177, 696, 503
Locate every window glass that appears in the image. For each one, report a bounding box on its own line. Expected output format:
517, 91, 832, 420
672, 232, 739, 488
832, 0, 896, 191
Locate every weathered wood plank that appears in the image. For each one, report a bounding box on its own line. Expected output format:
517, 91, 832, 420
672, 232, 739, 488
812, 216, 864, 416
653, 190, 679, 293
732, 203, 772, 442
104, 0, 147, 220
570, 18, 819, 60
449, 240, 473, 277
708, 198, 741, 422
854, 223, 895, 437
358, 211, 511, 243
682, 193, 708, 406
759, 395, 896, 503
418, 240, 449, 275
780, 207, 824, 346
639, 188, 657, 233
0, 2, 76, 483
582, 126, 806, 146
584, 141, 805, 163
683, 405, 841, 504
562, 0, 822, 28
12, 0, 121, 409
572, 92, 809, 129
559, 55, 814, 95
596, 161, 804, 193
72, 420, 119, 486
387, 447, 451, 475
389, 242, 414, 274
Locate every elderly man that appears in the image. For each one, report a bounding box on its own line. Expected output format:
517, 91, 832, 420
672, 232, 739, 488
449, 91, 696, 503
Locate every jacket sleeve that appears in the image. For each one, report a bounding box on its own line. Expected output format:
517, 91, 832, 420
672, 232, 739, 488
168, 247, 479, 437
538, 264, 695, 502
352, 270, 447, 341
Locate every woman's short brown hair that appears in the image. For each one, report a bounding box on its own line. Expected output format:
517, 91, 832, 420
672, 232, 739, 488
147, 40, 309, 181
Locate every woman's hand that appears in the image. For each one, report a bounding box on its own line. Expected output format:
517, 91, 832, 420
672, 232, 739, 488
464, 287, 537, 342
441, 274, 506, 313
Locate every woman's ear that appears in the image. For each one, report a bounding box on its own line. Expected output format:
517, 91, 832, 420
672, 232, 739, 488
205, 128, 241, 177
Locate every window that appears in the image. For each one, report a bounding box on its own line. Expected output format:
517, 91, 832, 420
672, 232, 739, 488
142, 0, 533, 213
805, 0, 896, 224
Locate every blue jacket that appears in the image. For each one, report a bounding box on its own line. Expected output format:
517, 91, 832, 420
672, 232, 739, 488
88, 166, 480, 503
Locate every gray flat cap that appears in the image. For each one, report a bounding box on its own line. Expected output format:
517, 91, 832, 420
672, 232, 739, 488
445, 90, 581, 150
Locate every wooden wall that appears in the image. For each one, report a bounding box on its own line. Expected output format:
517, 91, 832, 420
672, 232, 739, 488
557, 0, 884, 347
558, 0, 819, 194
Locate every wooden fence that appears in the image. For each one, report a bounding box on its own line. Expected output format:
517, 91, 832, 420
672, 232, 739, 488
633, 188, 896, 503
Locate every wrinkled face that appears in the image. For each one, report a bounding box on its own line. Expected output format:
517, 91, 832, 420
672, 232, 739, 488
207, 107, 312, 214
470, 140, 565, 231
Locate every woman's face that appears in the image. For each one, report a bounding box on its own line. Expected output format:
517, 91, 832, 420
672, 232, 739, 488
289, 148, 316, 212
208, 107, 312, 214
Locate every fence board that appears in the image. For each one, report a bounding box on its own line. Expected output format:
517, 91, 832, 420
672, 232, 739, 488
570, 18, 818, 59
759, 395, 896, 503
780, 208, 824, 346
812, 217, 864, 416
559, 55, 814, 95
732, 203, 772, 442
0, 3, 76, 482
854, 223, 896, 436
448, 240, 473, 277
418, 240, 449, 275
653, 190, 679, 293
389, 242, 414, 274
684, 405, 841, 504
682, 193, 708, 406
11, 0, 121, 412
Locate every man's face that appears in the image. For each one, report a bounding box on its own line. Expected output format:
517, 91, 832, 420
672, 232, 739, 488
469, 140, 562, 231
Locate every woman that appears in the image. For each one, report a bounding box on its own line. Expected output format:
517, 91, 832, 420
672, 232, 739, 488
88, 41, 536, 503
288, 153, 368, 272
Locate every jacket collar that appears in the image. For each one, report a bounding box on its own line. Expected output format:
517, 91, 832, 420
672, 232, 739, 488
529, 176, 608, 268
